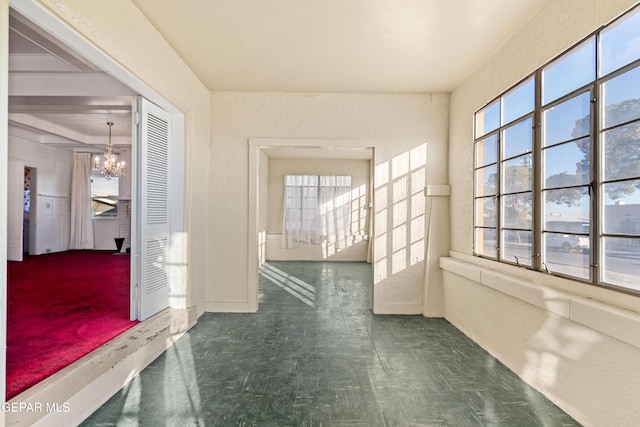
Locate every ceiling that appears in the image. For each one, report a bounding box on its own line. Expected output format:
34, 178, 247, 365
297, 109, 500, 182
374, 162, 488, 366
8, 12, 134, 152
7, 1, 552, 152
132, 0, 552, 93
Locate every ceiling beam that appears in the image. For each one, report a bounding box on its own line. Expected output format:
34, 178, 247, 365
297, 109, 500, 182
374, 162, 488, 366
9, 72, 137, 96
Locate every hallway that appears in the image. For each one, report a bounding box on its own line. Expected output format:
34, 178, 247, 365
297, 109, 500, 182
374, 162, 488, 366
81, 261, 579, 426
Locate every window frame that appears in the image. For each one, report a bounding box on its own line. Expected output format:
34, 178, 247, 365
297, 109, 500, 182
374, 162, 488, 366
473, 4, 640, 295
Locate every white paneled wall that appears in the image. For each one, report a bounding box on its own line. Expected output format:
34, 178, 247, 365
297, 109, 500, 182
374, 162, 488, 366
35, 195, 70, 254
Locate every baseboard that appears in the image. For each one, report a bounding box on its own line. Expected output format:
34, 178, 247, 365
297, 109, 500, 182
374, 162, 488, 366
206, 301, 252, 313
6, 307, 197, 427
373, 302, 423, 315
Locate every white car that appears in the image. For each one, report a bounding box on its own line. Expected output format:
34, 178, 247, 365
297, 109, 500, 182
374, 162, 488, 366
545, 221, 590, 252
546, 233, 589, 252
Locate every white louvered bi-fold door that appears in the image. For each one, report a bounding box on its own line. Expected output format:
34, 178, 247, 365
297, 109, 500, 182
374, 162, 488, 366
138, 98, 171, 320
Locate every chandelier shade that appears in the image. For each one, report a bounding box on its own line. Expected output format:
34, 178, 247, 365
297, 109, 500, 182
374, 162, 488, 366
92, 121, 125, 180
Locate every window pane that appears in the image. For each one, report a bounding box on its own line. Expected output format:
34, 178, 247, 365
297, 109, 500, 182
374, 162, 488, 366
603, 180, 640, 235
476, 165, 497, 197
543, 37, 595, 105
602, 121, 640, 181
475, 197, 497, 227
91, 175, 119, 218
91, 175, 119, 196
543, 92, 591, 147
503, 118, 532, 159
502, 78, 535, 124
599, 8, 640, 77
475, 100, 500, 137
475, 228, 497, 258
543, 139, 590, 188
502, 230, 532, 267
544, 233, 590, 279
476, 134, 498, 167
503, 156, 532, 193
602, 66, 640, 129
502, 193, 532, 229
91, 198, 118, 218
544, 189, 590, 230
602, 237, 640, 290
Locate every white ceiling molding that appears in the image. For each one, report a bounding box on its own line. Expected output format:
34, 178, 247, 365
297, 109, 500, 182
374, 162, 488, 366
9, 73, 136, 97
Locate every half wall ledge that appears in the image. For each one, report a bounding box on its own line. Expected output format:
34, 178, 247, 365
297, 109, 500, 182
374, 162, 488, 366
439, 254, 640, 350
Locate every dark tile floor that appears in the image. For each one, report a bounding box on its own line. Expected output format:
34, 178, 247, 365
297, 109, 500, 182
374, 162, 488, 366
82, 261, 580, 426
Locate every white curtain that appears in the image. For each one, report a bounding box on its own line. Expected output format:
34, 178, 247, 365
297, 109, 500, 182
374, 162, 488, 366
282, 175, 319, 248
282, 175, 352, 249
318, 175, 352, 249
69, 153, 95, 249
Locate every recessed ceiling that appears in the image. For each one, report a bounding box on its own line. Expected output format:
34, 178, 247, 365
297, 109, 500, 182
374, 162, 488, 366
132, 0, 552, 93
8, 11, 135, 152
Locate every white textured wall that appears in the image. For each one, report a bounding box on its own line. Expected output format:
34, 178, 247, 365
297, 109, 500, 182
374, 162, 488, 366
209, 92, 449, 312
447, 1, 640, 426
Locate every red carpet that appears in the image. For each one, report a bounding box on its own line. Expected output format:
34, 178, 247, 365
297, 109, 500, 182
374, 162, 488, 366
6, 251, 138, 400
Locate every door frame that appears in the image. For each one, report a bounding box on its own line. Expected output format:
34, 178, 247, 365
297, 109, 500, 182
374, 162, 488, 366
7, 159, 24, 261
247, 138, 379, 313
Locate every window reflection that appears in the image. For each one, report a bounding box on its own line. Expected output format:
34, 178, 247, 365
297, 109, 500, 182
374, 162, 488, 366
503, 118, 533, 159
544, 189, 590, 226
542, 38, 595, 105
475, 228, 497, 258
502, 193, 532, 229
476, 134, 498, 167
503, 156, 532, 193
476, 100, 500, 137
543, 139, 590, 187
91, 175, 119, 218
543, 92, 591, 147
502, 230, 532, 267
603, 121, 640, 181
502, 78, 535, 125
476, 165, 497, 197
602, 65, 640, 128
603, 181, 640, 235
475, 197, 497, 228
599, 9, 640, 77
603, 237, 640, 290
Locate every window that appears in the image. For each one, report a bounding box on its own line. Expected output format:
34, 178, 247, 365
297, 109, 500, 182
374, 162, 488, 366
475, 77, 535, 265
282, 175, 352, 249
474, 5, 640, 293
91, 175, 119, 218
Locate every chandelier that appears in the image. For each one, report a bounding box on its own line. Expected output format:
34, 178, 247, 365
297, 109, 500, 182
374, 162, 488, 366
92, 121, 125, 180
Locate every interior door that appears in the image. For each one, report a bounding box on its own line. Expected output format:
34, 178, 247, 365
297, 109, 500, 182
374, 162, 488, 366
7, 160, 24, 261
133, 98, 172, 320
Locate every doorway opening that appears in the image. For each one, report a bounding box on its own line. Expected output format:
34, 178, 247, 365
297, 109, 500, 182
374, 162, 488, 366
248, 139, 376, 313
4, 5, 183, 400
